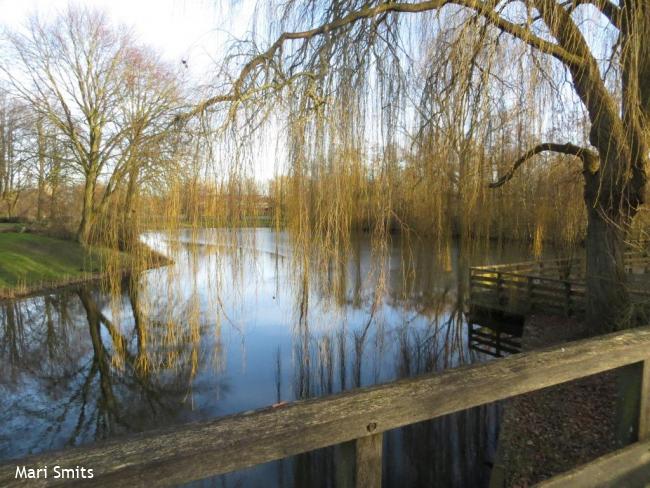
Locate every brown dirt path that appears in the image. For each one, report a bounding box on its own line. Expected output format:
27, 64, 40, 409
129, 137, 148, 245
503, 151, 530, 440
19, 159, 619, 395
491, 314, 618, 487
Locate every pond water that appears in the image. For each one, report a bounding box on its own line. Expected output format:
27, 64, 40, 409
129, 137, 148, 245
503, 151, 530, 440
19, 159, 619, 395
0, 228, 548, 487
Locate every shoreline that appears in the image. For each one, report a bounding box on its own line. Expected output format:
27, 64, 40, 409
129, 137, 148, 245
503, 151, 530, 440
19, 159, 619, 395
0, 232, 174, 302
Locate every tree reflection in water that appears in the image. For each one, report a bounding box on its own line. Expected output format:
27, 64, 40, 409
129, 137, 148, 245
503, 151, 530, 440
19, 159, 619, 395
1, 229, 537, 486
0, 285, 227, 459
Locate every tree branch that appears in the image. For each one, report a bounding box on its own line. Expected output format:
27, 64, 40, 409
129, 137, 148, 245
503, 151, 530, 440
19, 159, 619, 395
489, 142, 600, 188
179, 0, 584, 121
585, 0, 621, 28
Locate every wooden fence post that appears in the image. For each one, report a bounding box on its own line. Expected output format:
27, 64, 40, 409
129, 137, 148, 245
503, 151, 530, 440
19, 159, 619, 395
496, 272, 504, 305
616, 361, 646, 446
639, 359, 650, 441
337, 433, 383, 488
356, 433, 383, 487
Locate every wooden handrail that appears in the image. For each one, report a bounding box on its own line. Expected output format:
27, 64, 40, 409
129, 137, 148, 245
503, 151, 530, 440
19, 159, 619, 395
470, 250, 649, 272
539, 439, 650, 487
469, 254, 650, 319
2, 327, 650, 487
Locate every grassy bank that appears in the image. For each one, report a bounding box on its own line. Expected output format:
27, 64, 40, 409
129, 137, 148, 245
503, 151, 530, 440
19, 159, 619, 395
0, 232, 131, 297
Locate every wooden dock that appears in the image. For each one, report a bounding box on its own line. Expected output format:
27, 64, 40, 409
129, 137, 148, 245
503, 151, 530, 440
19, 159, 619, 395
469, 251, 650, 321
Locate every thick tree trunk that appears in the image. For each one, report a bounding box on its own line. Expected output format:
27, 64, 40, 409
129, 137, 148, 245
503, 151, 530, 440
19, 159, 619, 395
581, 0, 649, 333
604, 0, 650, 451
119, 165, 139, 251
531, 0, 645, 332
584, 202, 629, 332
77, 176, 96, 246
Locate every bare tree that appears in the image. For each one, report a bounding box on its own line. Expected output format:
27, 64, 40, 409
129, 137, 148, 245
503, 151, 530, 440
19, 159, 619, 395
2, 7, 181, 245
110, 47, 182, 249
0, 92, 30, 218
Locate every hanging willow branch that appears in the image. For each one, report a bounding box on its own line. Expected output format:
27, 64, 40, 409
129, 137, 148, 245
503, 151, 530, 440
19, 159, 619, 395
178, 0, 588, 122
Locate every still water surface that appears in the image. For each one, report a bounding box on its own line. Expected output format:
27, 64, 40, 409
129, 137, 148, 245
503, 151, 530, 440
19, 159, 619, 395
0, 229, 546, 486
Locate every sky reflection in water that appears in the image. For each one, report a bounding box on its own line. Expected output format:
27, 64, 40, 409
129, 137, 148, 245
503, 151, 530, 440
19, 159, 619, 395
0, 228, 542, 487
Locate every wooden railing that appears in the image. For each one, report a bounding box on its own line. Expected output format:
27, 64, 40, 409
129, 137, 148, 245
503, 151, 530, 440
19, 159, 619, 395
468, 321, 522, 356
470, 268, 587, 317
2, 327, 650, 487
470, 253, 650, 319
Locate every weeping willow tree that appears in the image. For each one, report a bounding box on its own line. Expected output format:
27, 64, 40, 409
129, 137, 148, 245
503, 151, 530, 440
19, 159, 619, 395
178, 0, 649, 332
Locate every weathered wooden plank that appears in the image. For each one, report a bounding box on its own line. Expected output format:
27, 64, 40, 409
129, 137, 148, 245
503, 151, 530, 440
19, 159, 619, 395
355, 434, 382, 488
470, 272, 499, 280
471, 258, 576, 271
470, 254, 649, 276
3, 327, 650, 487
473, 276, 531, 287
499, 282, 529, 291
469, 336, 521, 355
498, 272, 535, 281
527, 275, 583, 286
639, 359, 650, 442
537, 440, 650, 488
470, 329, 521, 347
470, 280, 499, 290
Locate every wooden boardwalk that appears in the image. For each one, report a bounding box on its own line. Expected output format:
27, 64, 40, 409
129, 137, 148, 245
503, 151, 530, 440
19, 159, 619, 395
469, 251, 650, 321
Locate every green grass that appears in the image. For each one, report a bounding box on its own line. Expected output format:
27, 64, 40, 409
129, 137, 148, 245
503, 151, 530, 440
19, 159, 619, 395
0, 232, 127, 290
